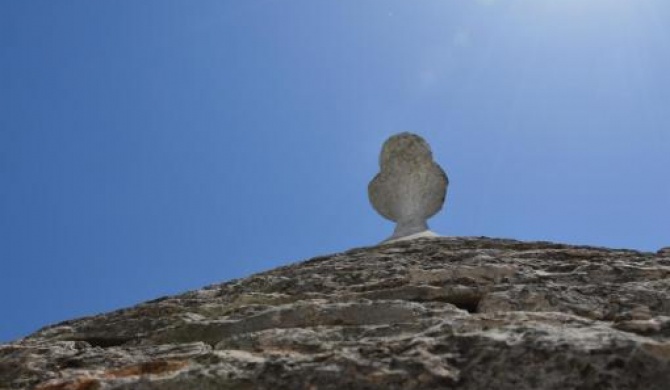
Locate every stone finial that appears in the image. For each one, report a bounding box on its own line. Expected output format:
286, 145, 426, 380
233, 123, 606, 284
368, 133, 448, 242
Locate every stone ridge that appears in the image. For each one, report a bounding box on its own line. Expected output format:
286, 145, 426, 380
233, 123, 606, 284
1, 236, 670, 389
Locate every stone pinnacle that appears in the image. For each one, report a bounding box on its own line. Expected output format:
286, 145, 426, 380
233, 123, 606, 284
368, 132, 448, 242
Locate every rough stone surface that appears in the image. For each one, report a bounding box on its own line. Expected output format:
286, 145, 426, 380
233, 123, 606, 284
368, 133, 448, 241
2, 236, 670, 389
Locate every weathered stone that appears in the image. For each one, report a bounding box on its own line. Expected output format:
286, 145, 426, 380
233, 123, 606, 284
2, 237, 670, 389
369, 133, 448, 241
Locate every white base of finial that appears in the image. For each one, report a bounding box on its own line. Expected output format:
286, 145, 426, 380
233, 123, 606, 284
383, 230, 440, 244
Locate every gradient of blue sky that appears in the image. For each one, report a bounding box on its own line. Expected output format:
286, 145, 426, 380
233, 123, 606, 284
1, 0, 669, 342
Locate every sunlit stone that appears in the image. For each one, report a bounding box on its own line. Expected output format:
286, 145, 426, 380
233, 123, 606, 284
368, 133, 448, 242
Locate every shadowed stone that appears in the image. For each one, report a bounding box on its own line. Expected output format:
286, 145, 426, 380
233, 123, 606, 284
368, 133, 448, 242
4, 237, 670, 390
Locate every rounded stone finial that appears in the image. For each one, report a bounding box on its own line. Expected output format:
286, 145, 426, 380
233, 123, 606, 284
368, 133, 448, 242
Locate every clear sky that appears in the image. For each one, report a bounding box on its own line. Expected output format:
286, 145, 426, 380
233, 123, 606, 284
1, 0, 669, 342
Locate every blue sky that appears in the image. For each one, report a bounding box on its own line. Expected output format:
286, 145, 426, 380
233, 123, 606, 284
1, 0, 669, 342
